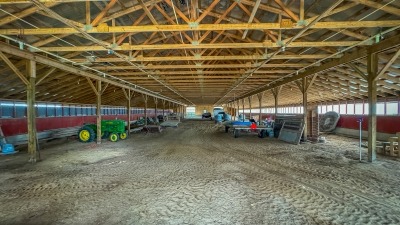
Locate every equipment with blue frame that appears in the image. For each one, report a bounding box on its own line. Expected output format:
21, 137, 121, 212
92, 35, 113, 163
0, 126, 17, 155
224, 120, 274, 138
214, 113, 223, 123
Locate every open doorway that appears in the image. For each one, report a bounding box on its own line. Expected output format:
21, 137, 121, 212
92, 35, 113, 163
186, 106, 196, 118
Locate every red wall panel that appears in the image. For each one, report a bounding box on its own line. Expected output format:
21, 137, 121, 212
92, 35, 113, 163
0, 118, 28, 136
239, 113, 400, 134
0, 114, 144, 136
336, 115, 400, 134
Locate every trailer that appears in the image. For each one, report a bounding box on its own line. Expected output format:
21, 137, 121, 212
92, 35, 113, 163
232, 125, 274, 138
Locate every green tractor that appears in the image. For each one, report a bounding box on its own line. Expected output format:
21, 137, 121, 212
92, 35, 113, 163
78, 120, 128, 143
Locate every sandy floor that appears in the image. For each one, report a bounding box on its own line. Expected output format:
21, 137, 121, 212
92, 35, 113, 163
1, 119, 400, 225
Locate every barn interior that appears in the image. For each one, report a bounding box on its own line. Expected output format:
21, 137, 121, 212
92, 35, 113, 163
0, 0, 400, 224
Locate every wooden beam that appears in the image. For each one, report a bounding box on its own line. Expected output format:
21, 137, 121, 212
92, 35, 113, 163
196, 0, 220, 23
164, 0, 191, 23
86, 77, 99, 95
375, 48, 400, 81
93, 63, 307, 70
348, 63, 368, 80
38, 41, 364, 52
110, 70, 294, 76
71, 54, 337, 63
351, 0, 400, 16
198, 1, 238, 43
300, 0, 304, 21
137, 0, 166, 38
239, 33, 400, 100
239, 0, 286, 16
294, 80, 303, 91
242, 0, 262, 39
36, 67, 56, 85
274, 0, 299, 21
122, 88, 129, 100
0, 2, 58, 26
0, 42, 185, 105
137, 0, 158, 25
305, 74, 318, 92
91, 0, 117, 26
1, 21, 399, 35
101, 83, 109, 95
0, 52, 29, 85
33, 1, 159, 48
86, 0, 91, 24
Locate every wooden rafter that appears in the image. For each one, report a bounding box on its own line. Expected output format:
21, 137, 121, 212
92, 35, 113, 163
3, 20, 399, 35
37, 41, 366, 52
242, 0, 262, 39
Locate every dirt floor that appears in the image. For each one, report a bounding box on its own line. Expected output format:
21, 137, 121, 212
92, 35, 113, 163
1, 119, 400, 225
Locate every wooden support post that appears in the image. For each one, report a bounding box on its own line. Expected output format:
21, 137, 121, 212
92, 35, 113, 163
242, 98, 245, 121
237, 100, 240, 120
257, 93, 263, 122
127, 90, 131, 134
173, 103, 178, 115
162, 99, 166, 117
229, 102, 234, 119
180, 105, 183, 118
154, 97, 158, 119
142, 94, 148, 125
27, 60, 37, 162
86, 78, 102, 143
168, 102, 171, 114
271, 87, 281, 120
122, 88, 133, 134
367, 52, 378, 162
248, 96, 252, 120
96, 80, 101, 144
302, 77, 308, 141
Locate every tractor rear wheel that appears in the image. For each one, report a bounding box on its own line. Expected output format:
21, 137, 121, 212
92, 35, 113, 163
109, 133, 119, 142
101, 131, 109, 139
119, 132, 128, 140
78, 127, 95, 142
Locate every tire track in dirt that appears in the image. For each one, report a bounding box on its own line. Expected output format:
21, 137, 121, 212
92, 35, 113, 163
194, 122, 400, 224
1, 120, 400, 224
